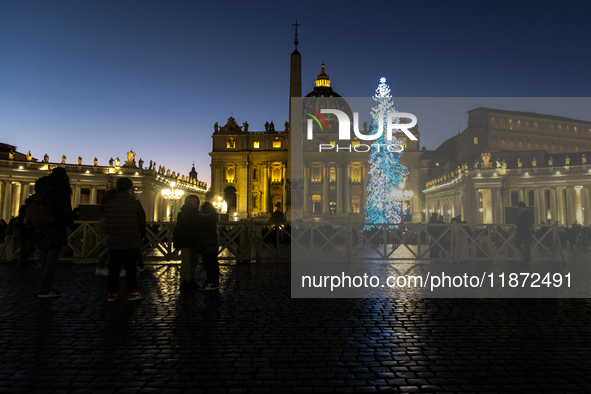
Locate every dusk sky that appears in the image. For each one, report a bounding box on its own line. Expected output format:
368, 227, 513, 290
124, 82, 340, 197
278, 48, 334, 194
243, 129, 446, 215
1, 0, 590, 186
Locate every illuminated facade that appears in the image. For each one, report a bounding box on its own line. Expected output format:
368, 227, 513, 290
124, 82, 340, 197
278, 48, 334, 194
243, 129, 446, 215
0, 143, 207, 222
209, 117, 289, 220
423, 108, 591, 225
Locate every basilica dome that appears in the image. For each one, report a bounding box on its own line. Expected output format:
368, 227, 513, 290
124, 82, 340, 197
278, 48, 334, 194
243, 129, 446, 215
302, 63, 353, 135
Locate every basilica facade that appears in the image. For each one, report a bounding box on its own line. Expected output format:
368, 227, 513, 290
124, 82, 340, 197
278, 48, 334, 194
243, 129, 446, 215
209, 37, 424, 223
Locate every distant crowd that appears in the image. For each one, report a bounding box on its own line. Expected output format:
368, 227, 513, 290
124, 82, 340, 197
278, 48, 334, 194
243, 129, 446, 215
0, 167, 220, 300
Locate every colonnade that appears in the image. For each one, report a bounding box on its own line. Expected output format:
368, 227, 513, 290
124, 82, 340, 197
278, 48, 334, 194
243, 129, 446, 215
425, 183, 591, 226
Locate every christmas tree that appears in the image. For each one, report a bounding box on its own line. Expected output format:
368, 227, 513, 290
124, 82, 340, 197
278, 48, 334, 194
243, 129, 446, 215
364, 77, 409, 229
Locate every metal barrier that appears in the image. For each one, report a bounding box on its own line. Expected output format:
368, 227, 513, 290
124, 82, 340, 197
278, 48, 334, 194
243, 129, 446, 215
0, 221, 565, 263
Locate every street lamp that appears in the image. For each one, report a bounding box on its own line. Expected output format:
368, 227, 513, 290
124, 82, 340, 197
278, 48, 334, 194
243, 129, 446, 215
161, 182, 184, 221
212, 196, 227, 214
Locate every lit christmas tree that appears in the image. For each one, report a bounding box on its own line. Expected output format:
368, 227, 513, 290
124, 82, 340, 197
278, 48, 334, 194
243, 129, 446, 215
364, 77, 409, 229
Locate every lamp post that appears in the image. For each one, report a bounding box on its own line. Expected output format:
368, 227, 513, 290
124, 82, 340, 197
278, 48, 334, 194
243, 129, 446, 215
212, 195, 227, 221
161, 181, 184, 221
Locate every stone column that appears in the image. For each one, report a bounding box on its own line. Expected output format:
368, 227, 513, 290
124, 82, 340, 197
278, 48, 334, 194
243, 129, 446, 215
262, 162, 269, 214
344, 165, 350, 215
90, 186, 98, 204
472, 187, 480, 224
239, 161, 249, 216
20, 182, 30, 206
557, 187, 565, 225
0, 181, 4, 220
11, 182, 21, 218
533, 187, 541, 224
3, 181, 13, 220
71, 184, 81, 209
566, 186, 575, 225
518, 188, 525, 205
322, 164, 329, 215
282, 164, 287, 213
336, 162, 344, 215
361, 164, 368, 211
575, 186, 583, 225
549, 187, 558, 224
583, 186, 591, 226
303, 164, 310, 215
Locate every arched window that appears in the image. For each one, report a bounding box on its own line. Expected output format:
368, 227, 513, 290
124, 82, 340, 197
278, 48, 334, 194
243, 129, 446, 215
351, 167, 361, 182
226, 167, 235, 183
312, 167, 321, 182
272, 167, 282, 182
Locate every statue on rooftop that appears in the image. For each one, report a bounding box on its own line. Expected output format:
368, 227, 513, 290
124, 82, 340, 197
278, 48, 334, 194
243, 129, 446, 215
138, 158, 144, 169
243, 121, 249, 132
61, 155, 66, 164
125, 151, 136, 167
77, 156, 82, 165
109, 157, 114, 167
43, 153, 49, 163
284, 121, 289, 132
26, 151, 33, 161
115, 157, 120, 167
94, 157, 98, 166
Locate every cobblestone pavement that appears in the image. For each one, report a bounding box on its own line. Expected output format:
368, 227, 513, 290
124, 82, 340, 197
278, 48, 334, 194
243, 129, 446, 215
1, 260, 590, 393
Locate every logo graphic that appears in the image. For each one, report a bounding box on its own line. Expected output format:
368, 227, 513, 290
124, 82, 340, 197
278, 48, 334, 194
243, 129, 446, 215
306, 109, 417, 141
304, 107, 328, 132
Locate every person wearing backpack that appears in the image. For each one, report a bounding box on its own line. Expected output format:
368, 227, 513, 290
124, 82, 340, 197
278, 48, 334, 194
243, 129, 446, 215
31, 167, 73, 298
103, 177, 146, 302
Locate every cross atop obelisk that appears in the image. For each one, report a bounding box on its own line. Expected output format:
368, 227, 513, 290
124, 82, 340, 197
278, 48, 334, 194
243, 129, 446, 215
292, 20, 300, 49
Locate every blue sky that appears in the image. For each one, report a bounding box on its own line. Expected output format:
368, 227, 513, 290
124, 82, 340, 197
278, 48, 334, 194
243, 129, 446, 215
1, 0, 590, 185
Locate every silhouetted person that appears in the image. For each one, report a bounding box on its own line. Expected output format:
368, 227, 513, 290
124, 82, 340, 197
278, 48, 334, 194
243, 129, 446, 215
174, 195, 202, 289
0, 219, 7, 245
104, 178, 146, 301
515, 201, 534, 265
197, 202, 220, 290
17, 205, 35, 269
33, 167, 73, 297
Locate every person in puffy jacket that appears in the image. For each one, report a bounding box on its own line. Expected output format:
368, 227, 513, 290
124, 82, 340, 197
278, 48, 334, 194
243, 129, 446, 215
174, 195, 202, 289
103, 178, 146, 301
